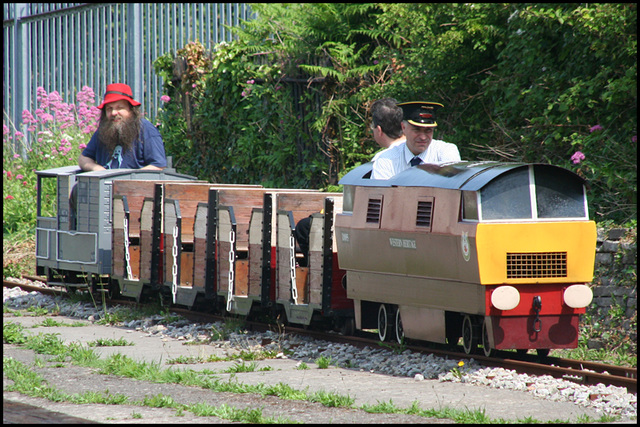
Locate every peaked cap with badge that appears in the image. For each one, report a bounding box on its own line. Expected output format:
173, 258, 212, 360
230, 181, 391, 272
397, 101, 444, 127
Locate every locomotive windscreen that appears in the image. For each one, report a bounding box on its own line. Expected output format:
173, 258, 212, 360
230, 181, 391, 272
480, 167, 532, 220
479, 165, 588, 221
534, 166, 587, 218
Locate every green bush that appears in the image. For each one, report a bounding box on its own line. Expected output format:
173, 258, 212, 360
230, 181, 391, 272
155, 3, 635, 223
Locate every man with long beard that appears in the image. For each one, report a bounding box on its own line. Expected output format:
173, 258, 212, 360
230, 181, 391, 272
78, 83, 166, 171
71, 83, 166, 229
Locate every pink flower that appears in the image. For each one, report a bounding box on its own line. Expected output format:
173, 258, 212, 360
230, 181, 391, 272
76, 86, 96, 104
16, 174, 24, 180
48, 91, 62, 104
589, 124, 603, 133
22, 109, 36, 124
13, 154, 20, 159
160, 95, 171, 103
570, 151, 586, 164
22, 181, 28, 186
6, 195, 15, 200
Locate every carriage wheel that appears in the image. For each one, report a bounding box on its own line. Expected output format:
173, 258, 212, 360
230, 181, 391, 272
462, 315, 478, 354
395, 309, 405, 344
377, 304, 393, 342
340, 317, 355, 336
536, 348, 550, 357
482, 318, 495, 357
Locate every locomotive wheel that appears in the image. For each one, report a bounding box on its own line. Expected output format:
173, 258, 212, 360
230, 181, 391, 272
462, 315, 478, 354
395, 309, 404, 344
481, 318, 495, 357
377, 304, 393, 342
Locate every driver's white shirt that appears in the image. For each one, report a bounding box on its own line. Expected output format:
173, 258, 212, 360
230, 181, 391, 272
372, 139, 461, 179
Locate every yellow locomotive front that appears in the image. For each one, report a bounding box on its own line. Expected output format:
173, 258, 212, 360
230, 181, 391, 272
467, 164, 596, 354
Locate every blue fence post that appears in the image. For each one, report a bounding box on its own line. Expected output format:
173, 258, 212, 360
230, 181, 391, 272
11, 3, 31, 152
127, 3, 144, 113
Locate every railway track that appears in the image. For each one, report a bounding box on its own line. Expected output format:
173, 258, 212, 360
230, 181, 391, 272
4, 276, 637, 394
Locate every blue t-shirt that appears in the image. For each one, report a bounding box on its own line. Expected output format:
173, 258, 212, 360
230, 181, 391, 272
82, 118, 167, 169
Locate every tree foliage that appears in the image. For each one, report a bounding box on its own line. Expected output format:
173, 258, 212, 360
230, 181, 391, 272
154, 3, 636, 223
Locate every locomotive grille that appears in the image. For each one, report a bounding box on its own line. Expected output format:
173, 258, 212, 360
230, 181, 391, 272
366, 198, 382, 223
506, 252, 567, 278
416, 200, 433, 228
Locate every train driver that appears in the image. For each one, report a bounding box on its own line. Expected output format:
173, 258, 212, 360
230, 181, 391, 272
78, 83, 167, 171
371, 101, 460, 179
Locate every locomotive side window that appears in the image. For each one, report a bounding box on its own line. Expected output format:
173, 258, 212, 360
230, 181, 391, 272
342, 185, 355, 213
479, 168, 532, 220
534, 167, 587, 219
36, 175, 58, 218
461, 191, 478, 221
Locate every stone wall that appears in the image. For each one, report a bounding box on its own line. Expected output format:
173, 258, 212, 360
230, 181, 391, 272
586, 227, 637, 351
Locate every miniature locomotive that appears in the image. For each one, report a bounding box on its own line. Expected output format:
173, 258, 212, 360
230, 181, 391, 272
336, 161, 596, 356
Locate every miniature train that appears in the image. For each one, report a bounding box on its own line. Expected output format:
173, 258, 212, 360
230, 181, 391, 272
35, 160, 597, 356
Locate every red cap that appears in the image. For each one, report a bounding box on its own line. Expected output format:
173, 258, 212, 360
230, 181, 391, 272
97, 83, 141, 109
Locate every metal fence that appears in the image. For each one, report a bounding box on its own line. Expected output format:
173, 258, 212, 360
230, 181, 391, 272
3, 3, 253, 149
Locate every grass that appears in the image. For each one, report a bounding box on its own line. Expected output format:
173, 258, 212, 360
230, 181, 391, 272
315, 355, 332, 369
88, 337, 135, 347
3, 321, 629, 424
551, 347, 637, 368
2, 232, 36, 279
36, 318, 87, 328
222, 361, 273, 373
3, 357, 291, 423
